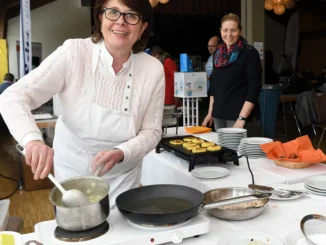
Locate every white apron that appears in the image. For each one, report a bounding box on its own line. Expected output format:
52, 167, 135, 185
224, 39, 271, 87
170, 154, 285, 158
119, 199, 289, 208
53, 44, 141, 209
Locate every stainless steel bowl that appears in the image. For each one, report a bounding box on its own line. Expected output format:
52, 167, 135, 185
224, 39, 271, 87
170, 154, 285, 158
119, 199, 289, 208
204, 187, 269, 221
300, 214, 326, 245
49, 176, 110, 231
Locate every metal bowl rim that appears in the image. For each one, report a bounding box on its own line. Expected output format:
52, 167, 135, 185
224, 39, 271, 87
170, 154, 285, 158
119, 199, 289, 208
48, 176, 110, 208
204, 187, 269, 210
300, 213, 326, 245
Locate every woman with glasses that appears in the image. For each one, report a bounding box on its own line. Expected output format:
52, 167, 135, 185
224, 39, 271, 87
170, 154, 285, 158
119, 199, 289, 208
0, 0, 164, 208
202, 13, 262, 130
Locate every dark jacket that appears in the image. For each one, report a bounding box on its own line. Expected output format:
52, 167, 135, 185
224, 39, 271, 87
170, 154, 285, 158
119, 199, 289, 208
210, 44, 262, 120
295, 91, 318, 128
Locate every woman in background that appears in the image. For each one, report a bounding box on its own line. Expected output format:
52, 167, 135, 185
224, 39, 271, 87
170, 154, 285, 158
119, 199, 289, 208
202, 13, 262, 130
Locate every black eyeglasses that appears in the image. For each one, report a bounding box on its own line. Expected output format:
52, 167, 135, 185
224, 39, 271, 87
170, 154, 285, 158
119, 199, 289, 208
103, 8, 142, 25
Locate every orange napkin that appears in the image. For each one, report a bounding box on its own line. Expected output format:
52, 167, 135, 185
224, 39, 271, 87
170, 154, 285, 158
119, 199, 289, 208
184, 126, 212, 134
260, 135, 326, 163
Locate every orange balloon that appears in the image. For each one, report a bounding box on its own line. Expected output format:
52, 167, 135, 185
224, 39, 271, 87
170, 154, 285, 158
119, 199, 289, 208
264, 0, 274, 11
273, 0, 284, 4
274, 4, 285, 15
149, 0, 159, 7
285, 0, 295, 9
159, 0, 169, 3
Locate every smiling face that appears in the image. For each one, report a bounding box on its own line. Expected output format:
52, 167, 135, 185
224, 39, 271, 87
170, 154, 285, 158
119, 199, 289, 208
220, 20, 241, 49
99, 0, 148, 54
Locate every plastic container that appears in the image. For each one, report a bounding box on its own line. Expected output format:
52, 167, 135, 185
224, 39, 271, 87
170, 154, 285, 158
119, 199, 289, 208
259, 84, 281, 138
0, 231, 23, 245
0, 199, 10, 231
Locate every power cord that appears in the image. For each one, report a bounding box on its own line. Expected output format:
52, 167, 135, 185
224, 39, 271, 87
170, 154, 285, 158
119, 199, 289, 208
238, 155, 255, 185
0, 172, 19, 200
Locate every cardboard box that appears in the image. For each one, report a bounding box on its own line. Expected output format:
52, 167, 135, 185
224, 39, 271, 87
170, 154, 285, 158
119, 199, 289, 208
174, 72, 207, 98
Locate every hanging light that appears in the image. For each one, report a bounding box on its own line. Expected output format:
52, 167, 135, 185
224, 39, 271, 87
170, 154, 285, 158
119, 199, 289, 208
264, 0, 275, 11
265, 0, 295, 15
273, 0, 285, 4
158, 0, 169, 3
149, 0, 159, 8
284, 0, 295, 9
274, 4, 286, 15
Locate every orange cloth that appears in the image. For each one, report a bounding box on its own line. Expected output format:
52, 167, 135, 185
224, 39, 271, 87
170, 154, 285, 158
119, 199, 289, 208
260, 135, 326, 163
184, 126, 212, 134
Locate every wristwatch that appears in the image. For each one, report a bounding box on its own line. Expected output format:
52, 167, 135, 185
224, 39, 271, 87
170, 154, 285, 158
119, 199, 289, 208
238, 116, 247, 121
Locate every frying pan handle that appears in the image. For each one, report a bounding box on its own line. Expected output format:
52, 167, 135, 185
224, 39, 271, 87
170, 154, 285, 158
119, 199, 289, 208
248, 184, 274, 191
202, 194, 270, 210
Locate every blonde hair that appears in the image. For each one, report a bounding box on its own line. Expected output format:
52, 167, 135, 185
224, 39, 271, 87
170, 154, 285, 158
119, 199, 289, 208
221, 13, 242, 31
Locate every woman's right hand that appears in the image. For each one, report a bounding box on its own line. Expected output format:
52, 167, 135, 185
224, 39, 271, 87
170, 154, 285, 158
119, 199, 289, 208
25, 140, 54, 180
202, 114, 213, 127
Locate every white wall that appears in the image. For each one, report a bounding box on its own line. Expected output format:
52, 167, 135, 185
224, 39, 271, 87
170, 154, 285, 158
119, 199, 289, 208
7, 0, 91, 79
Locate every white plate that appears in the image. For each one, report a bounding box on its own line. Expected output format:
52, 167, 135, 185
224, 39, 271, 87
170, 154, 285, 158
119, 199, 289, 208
240, 137, 273, 145
305, 184, 326, 194
305, 185, 326, 196
217, 128, 247, 134
284, 229, 308, 245
191, 167, 230, 179
269, 192, 303, 201
218, 231, 284, 245
305, 175, 326, 190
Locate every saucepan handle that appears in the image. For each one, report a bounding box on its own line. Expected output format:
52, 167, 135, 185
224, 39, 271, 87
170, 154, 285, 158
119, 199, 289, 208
24, 240, 43, 245
94, 164, 105, 177
16, 144, 26, 156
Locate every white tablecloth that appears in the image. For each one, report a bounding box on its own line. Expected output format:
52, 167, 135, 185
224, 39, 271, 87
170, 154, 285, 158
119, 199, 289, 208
22, 193, 326, 244
141, 127, 326, 192
22, 128, 326, 244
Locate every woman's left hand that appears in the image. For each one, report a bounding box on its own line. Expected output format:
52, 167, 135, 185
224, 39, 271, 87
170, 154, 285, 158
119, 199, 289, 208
92, 149, 124, 176
233, 119, 246, 128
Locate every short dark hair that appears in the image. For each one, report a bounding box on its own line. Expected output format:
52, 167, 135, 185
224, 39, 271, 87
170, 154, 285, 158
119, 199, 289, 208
91, 0, 153, 53
151, 45, 164, 56
4, 73, 14, 82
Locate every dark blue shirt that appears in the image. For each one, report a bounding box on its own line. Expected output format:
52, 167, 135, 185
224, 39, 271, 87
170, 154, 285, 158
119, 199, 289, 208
0, 81, 13, 94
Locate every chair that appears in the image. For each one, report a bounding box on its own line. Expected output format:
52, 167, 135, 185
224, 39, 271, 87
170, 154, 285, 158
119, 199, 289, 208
312, 93, 326, 148
162, 105, 182, 136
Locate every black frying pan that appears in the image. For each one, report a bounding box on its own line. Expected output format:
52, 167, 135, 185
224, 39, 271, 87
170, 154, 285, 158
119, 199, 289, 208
116, 185, 203, 226
115, 184, 269, 226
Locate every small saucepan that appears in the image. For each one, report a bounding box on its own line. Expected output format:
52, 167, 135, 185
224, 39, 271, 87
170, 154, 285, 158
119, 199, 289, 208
115, 184, 269, 226
15, 144, 110, 231
49, 176, 110, 231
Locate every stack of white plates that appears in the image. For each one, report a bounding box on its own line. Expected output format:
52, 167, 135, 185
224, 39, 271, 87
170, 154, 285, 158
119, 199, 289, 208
305, 175, 326, 196
217, 128, 247, 151
238, 137, 273, 159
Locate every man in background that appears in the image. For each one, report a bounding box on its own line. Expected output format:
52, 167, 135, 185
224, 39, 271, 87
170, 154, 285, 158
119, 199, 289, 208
205, 36, 220, 93
0, 73, 15, 94
151, 45, 179, 106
